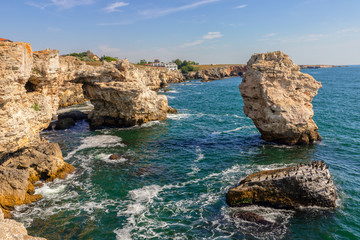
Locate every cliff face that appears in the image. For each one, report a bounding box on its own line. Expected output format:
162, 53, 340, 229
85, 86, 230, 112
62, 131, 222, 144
0, 42, 74, 217
57, 60, 184, 107
239, 51, 322, 145
184, 65, 246, 81
226, 161, 337, 209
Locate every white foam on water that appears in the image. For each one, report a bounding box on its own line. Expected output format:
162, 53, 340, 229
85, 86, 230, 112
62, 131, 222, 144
35, 183, 66, 198
212, 125, 254, 135
195, 146, 204, 162
167, 113, 192, 120
65, 135, 125, 160
167, 96, 176, 99
166, 90, 178, 93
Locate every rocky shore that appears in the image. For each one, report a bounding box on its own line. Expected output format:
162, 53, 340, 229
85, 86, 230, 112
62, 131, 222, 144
0, 40, 183, 230
183, 65, 246, 81
239, 51, 322, 145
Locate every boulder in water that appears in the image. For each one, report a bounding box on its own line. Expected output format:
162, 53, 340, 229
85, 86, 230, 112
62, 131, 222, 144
226, 161, 337, 209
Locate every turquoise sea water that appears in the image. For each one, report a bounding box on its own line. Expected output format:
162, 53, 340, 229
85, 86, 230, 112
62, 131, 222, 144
13, 66, 360, 239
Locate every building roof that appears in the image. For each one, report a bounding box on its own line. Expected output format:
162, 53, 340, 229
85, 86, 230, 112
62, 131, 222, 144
0, 38, 12, 42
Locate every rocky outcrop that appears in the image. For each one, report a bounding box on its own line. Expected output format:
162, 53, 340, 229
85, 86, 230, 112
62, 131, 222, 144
226, 161, 337, 209
184, 65, 245, 81
0, 42, 74, 217
239, 51, 322, 145
0, 208, 46, 240
58, 58, 172, 129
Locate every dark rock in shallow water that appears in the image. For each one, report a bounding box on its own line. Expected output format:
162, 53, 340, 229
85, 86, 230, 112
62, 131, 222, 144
233, 211, 273, 225
226, 161, 337, 209
109, 154, 122, 160
58, 111, 88, 121
167, 106, 178, 114
55, 118, 75, 130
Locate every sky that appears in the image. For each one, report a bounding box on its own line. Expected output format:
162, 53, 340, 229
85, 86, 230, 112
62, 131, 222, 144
1, 0, 360, 65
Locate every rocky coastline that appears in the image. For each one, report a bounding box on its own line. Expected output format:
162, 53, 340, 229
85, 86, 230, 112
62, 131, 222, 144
300, 64, 347, 69
0, 40, 184, 237
183, 65, 246, 81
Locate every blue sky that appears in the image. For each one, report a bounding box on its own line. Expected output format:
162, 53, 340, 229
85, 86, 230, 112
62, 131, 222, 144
1, 0, 360, 64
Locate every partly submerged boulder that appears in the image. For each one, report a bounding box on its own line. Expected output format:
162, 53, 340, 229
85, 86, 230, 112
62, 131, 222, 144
239, 51, 322, 145
226, 161, 337, 209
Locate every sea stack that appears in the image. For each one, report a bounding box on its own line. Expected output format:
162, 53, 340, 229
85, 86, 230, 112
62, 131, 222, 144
226, 161, 337, 209
239, 51, 322, 145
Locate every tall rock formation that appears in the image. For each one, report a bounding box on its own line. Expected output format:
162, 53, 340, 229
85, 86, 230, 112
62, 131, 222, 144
226, 161, 337, 209
239, 51, 322, 145
0, 42, 74, 217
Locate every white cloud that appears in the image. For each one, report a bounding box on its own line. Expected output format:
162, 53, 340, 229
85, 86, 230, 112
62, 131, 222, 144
203, 32, 223, 40
140, 0, 220, 19
26, 0, 93, 9
264, 33, 277, 37
336, 28, 360, 34
179, 40, 205, 48
235, 4, 247, 9
104, 2, 129, 12
179, 31, 223, 48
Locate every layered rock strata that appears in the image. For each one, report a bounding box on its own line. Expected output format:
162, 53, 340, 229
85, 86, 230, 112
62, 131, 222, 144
239, 51, 322, 145
0, 42, 74, 217
226, 161, 337, 209
0, 208, 45, 240
59, 58, 173, 129
184, 65, 246, 81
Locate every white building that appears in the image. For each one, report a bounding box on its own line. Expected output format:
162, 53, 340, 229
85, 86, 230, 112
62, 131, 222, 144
150, 60, 178, 71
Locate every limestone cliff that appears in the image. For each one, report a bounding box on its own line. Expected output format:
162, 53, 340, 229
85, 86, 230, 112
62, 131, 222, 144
184, 65, 245, 81
239, 51, 322, 145
0, 42, 74, 217
226, 161, 337, 209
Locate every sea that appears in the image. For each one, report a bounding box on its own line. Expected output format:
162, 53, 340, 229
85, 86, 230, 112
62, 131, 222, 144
13, 66, 360, 239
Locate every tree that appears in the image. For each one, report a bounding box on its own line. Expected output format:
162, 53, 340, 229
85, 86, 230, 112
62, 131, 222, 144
137, 59, 147, 65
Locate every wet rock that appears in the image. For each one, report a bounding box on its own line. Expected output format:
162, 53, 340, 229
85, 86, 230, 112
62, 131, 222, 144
109, 154, 122, 160
55, 117, 75, 130
233, 211, 273, 225
226, 161, 337, 209
58, 110, 88, 121
167, 106, 178, 114
0, 140, 75, 217
239, 51, 322, 145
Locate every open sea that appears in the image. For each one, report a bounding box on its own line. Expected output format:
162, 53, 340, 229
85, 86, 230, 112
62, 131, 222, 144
13, 66, 360, 239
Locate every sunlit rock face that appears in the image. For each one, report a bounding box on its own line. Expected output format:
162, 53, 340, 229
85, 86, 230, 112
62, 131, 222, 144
239, 51, 322, 145
226, 161, 337, 209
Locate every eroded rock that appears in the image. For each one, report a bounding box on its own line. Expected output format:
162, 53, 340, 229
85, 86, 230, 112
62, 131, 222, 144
0, 208, 46, 239
226, 161, 337, 209
239, 51, 322, 145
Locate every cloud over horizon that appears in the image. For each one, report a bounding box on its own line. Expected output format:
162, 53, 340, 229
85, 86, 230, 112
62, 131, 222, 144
26, 0, 94, 9
104, 2, 129, 12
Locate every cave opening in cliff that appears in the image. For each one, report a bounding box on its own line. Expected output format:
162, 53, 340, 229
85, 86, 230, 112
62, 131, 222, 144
25, 81, 36, 92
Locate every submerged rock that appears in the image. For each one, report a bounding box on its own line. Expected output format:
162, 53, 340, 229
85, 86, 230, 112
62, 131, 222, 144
226, 161, 337, 209
233, 211, 274, 226
239, 51, 322, 145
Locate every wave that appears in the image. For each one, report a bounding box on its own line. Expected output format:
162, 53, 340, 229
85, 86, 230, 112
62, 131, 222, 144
212, 125, 254, 135
65, 135, 125, 160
